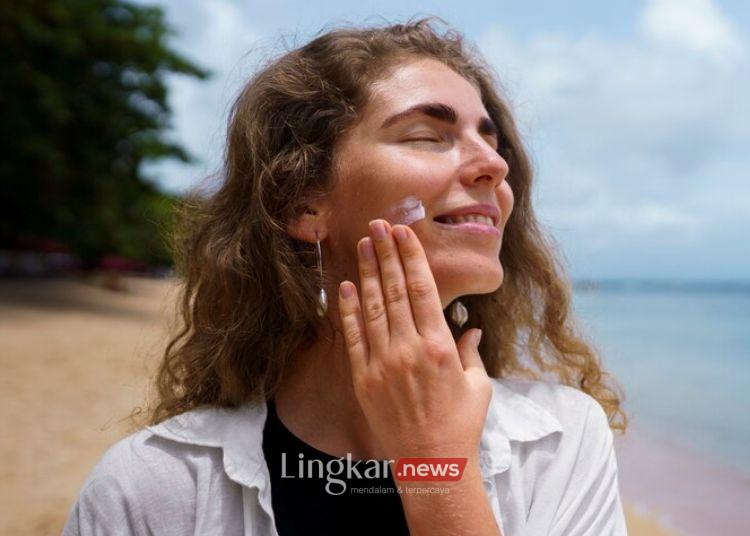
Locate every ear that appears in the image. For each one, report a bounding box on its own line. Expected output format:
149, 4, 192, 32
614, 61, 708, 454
286, 201, 332, 243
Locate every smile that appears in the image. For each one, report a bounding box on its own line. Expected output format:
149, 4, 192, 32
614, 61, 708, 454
435, 214, 495, 226
433, 217, 500, 236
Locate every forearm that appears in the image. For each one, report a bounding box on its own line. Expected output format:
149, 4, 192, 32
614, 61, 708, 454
396, 460, 502, 536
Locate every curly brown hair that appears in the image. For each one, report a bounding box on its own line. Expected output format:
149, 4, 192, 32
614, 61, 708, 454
132, 16, 628, 434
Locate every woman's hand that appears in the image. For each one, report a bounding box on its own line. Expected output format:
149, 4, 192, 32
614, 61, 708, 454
337, 218, 493, 466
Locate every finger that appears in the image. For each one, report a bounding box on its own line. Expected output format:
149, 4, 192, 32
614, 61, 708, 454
391, 224, 449, 338
337, 281, 369, 376
357, 235, 391, 355
368, 219, 417, 339
457, 329, 485, 372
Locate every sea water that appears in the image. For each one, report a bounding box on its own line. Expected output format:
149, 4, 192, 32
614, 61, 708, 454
572, 281, 750, 476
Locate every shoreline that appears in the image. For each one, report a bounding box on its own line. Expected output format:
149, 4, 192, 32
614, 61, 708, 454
615, 419, 750, 536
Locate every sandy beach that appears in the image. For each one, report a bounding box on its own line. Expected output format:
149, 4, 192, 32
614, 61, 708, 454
615, 421, 750, 535
0, 276, 743, 535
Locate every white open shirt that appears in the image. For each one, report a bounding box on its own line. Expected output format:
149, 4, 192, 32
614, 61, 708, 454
62, 377, 628, 535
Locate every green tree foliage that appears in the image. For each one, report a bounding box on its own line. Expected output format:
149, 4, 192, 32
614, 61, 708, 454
0, 0, 208, 265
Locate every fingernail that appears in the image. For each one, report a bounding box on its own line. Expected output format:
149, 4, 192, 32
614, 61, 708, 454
359, 238, 375, 259
393, 225, 408, 243
369, 220, 387, 239
340, 282, 354, 298
474, 329, 483, 346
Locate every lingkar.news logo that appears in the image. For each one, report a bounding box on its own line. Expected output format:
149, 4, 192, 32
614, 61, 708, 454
279, 452, 468, 495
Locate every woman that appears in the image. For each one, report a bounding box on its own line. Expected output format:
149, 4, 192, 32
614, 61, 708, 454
63, 17, 628, 536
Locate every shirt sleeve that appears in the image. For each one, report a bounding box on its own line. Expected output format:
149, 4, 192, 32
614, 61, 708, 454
548, 399, 628, 536
61, 474, 146, 536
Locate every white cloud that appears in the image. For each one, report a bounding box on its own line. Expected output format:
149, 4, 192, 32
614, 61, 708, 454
141, 0, 265, 193
639, 0, 744, 67
477, 0, 749, 277
480, 6, 747, 214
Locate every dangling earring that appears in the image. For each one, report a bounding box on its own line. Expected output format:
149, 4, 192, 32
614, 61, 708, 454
315, 231, 327, 317
450, 299, 468, 327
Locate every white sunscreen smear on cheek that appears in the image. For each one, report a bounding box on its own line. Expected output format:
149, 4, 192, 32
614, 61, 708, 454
385, 196, 426, 226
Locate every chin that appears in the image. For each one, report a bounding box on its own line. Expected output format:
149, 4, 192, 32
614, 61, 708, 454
473, 260, 504, 292
439, 264, 504, 299
476, 272, 504, 295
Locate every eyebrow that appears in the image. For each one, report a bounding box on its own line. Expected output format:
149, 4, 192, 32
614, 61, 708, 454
380, 102, 499, 138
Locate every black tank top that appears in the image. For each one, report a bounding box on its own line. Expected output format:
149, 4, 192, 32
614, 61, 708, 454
262, 398, 411, 535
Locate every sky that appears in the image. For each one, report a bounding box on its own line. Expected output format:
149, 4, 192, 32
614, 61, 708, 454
135, 0, 749, 281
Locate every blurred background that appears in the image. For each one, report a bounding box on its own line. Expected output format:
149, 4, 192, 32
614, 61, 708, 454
0, 1, 748, 534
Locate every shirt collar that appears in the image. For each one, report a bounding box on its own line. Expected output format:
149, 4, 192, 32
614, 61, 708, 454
479, 379, 563, 476
146, 378, 562, 489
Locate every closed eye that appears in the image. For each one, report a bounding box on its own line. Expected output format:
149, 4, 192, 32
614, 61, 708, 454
404, 137, 442, 143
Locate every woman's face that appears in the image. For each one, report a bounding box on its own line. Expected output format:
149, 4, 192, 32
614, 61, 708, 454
313, 57, 513, 309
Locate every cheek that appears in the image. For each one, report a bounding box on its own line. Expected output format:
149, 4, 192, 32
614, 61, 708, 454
356, 154, 437, 214
497, 181, 514, 225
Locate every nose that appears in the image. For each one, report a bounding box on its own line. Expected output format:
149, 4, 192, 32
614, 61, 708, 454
458, 137, 510, 189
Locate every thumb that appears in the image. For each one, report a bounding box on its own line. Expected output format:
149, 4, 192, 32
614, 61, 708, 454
457, 328, 485, 371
